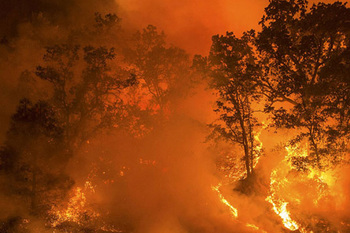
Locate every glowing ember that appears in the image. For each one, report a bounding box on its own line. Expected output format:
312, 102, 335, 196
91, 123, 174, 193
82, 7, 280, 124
211, 183, 238, 218
100, 225, 124, 232
246, 223, 267, 232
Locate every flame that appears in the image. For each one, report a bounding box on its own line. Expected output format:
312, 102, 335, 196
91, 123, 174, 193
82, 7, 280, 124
211, 183, 271, 232
246, 223, 267, 232
251, 120, 268, 169
218, 121, 268, 183
266, 194, 299, 231
211, 183, 238, 218
49, 181, 99, 227
265, 144, 303, 231
49, 179, 124, 232
265, 142, 345, 232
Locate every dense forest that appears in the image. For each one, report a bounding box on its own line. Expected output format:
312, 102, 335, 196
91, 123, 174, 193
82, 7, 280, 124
0, 0, 349, 232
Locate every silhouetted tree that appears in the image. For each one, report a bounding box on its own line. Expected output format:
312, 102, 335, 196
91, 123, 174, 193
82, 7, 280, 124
0, 42, 138, 224
125, 25, 191, 117
0, 99, 73, 215
205, 32, 262, 179
35, 44, 136, 153
256, 0, 350, 169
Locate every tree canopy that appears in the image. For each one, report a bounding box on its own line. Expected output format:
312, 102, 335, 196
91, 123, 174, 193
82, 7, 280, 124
257, 0, 350, 169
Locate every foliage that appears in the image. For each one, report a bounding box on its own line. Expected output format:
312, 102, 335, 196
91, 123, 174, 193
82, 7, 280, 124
125, 25, 192, 116
0, 99, 73, 215
35, 44, 137, 151
256, 0, 350, 169
205, 31, 262, 178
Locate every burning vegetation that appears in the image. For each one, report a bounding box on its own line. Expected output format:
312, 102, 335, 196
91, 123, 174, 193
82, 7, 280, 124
0, 0, 350, 232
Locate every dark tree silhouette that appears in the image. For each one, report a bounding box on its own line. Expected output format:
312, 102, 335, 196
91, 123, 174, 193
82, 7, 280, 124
256, 0, 350, 169
125, 25, 192, 117
0, 99, 73, 216
205, 32, 262, 179
35, 44, 136, 153
0, 42, 138, 228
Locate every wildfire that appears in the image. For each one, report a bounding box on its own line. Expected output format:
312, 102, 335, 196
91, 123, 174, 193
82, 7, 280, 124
211, 183, 270, 232
49, 179, 125, 233
211, 183, 238, 218
265, 142, 346, 232
49, 181, 99, 227
252, 120, 269, 169
246, 223, 267, 232
218, 121, 267, 183
266, 192, 299, 231
265, 144, 305, 231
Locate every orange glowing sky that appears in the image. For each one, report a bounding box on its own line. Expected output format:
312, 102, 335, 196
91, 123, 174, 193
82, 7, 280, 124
118, 0, 339, 54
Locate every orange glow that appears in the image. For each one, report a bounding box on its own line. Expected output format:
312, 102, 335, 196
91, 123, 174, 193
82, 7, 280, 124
211, 183, 238, 218
1, 1, 349, 232
49, 181, 99, 227
265, 142, 346, 232
246, 223, 267, 232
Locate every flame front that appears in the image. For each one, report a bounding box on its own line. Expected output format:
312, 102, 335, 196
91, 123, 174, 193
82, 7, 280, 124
265, 144, 305, 231
265, 142, 346, 232
211, 183, 238, 218
49, 181, 99, 227
266, 192, 299, 231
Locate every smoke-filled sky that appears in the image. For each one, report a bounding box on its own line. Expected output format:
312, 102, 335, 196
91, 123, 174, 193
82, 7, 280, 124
118, 0, 338, 54
0, 0, 342, 169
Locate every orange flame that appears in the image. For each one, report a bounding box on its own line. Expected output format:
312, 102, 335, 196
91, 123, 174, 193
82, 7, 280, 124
265, 144, 303, 231
49, 181, 99, 227
211, 183, 238, 218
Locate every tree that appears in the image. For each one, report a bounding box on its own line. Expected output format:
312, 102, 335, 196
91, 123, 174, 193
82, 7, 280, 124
0, 12, 136, 230
35, 44, 136, 153
256, 0, 350, 169
0, 99, 73, 215
206, 32, 262, 179
0, 42, 137, 222
125, 25, 191, 117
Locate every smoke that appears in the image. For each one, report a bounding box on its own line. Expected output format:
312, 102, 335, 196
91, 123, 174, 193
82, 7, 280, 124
116, 0, 338, 55
117, 0, 268, 55
0, 0, 118, 141
0, 0, 348, 232
65, 85, 259, 232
